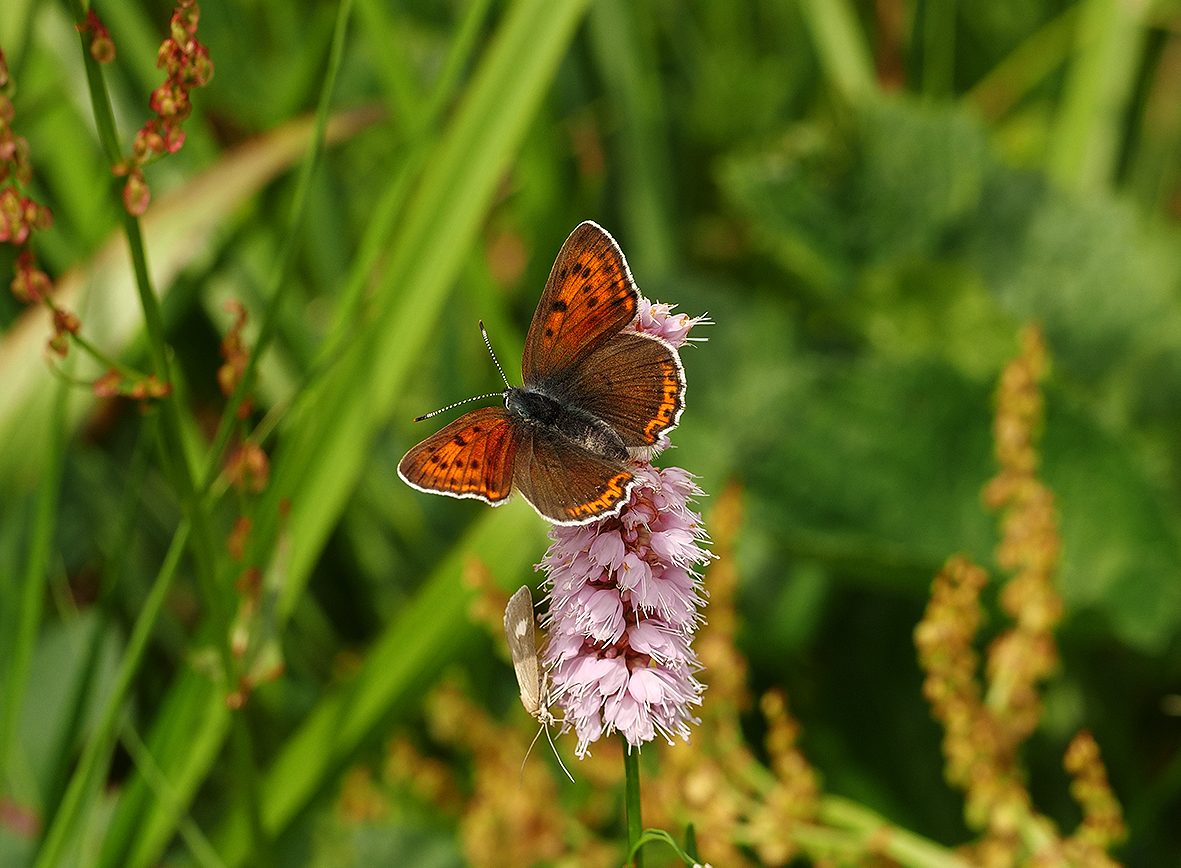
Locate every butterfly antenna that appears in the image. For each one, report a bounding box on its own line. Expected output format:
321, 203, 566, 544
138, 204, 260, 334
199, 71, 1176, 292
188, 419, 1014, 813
479, 320, 513, 390
413, 391, 505, 423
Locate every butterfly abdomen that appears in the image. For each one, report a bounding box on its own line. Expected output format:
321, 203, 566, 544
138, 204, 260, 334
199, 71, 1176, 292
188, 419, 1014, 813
507, 387, 627, 462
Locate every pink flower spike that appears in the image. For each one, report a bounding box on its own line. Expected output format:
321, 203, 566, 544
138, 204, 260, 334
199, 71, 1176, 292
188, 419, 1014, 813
536, 369, 713, 758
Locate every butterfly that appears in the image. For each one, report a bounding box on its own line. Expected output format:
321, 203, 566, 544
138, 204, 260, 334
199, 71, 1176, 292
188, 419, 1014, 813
398, 221, 685, 525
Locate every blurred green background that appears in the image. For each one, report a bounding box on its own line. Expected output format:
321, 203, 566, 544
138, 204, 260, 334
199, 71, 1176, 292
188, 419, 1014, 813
1, 0, 1180, 864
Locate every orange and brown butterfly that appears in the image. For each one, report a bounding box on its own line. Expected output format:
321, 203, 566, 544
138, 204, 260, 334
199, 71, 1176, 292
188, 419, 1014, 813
397, 221, 685, 525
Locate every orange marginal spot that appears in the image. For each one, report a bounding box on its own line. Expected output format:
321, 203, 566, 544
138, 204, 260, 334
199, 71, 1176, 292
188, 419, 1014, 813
564, 471, 632, 520
641, 361, 683, 442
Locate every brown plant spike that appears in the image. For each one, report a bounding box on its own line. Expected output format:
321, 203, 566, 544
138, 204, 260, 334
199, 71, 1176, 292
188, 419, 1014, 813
1062, 730, 1127, 864
916, 325, 1125, 866
983, 324, 1063, 740
0, 52, 74, 354
117, 0, 214, 215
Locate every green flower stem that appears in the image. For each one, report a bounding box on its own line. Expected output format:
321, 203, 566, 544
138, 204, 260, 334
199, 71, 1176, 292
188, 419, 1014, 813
1046, 0, 1148, 191
964, 5, 1080, 122
71, 0, 123, 168
119, 724, 224, 868
623, 739, 644, 868
230, 707, 270, 863
920, 0, 955, 100
66, 329, 144, 380
41, 419, 155, 831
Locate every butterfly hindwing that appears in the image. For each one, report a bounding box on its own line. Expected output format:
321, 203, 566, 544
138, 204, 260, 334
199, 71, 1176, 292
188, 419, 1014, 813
397, 406, 517, 504
558, 331, 685, 448
513, 427, 635, 525
522, 221, 639, 385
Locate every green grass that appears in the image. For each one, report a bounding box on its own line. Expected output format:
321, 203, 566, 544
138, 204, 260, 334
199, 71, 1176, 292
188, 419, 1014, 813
2, 0, 1180, 865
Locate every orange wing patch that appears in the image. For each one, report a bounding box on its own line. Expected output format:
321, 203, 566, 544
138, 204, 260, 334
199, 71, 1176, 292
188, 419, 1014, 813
563, 470, 633, 522
641, 360, 684, 443
398, 408, 517, 504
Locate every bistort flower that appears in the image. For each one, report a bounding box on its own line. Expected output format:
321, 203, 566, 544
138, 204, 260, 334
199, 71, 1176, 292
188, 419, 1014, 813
540, 302, 713, 757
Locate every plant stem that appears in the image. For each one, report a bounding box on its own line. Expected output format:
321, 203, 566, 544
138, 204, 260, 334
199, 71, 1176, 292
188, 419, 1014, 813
623, 738, 643, 868
920, 0, 955, 100
1046, 0, 1148, 191
41, 417, 155, 830
964, 5, 1080, 122
68, 0, 221, 620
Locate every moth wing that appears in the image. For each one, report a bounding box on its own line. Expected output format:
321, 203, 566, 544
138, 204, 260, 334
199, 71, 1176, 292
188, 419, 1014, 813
503, 585, 544, 719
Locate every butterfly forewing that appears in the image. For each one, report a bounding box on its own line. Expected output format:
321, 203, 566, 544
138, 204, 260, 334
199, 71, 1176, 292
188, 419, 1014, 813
522, 222, 639, 385
397, 406, 517, 504
503, 585, 547, 721
513, 429, 635, 525
558, 331, 685, 448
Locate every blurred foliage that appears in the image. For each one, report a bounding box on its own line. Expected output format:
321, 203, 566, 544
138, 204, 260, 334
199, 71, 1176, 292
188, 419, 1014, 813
1, 0, 1180, 865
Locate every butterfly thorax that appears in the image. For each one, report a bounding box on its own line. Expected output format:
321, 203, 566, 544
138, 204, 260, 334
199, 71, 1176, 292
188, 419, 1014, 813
506, 386, 628, 462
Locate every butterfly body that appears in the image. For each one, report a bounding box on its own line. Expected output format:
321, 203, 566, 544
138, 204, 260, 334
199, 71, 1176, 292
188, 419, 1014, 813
505, 386, 629, 462
399, 221, 685, 525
